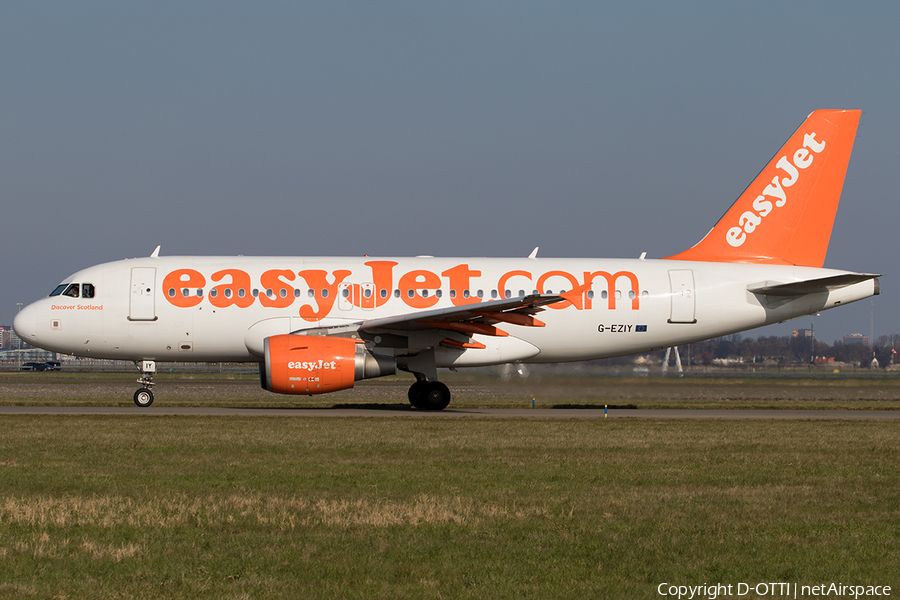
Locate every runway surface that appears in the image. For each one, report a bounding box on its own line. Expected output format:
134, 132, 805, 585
1, 406, 899, 419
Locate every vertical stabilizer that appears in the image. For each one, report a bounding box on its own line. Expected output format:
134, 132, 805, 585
664, 109, 860, 267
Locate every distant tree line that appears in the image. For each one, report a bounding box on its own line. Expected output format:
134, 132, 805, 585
600, 334, 900, 368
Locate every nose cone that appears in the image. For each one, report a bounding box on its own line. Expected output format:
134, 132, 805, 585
13, 303, 38, 345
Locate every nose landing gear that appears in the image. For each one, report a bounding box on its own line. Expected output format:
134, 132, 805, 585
133, 360, 156, 407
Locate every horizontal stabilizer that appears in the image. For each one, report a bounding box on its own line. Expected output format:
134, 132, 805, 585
748, 273, 880, 297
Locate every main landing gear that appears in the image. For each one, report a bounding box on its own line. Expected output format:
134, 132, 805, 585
400, 348, 451, 410
133, 360, 156, 407
407, 375, 451, 411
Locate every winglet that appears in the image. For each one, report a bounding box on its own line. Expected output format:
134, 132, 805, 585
663, 110, 861, 267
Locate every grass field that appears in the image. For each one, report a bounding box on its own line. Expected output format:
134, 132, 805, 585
1, 415, 899, 599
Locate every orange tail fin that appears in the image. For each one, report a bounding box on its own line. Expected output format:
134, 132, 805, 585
663, 109, 861, 267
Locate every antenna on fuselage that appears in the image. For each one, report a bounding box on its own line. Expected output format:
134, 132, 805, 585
528, 247, 539, 260
150, 245, 161, 258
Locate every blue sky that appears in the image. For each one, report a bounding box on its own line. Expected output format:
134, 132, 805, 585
2, 2, 898, 344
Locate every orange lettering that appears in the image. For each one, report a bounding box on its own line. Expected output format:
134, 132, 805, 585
399, 270, 441, 309
162, 269, 205, 308
354, 261, 398, 309
441, 264, 481, 306
209, 269, 254, 308
537, 271, 582, 310
259, 269, 296, 308
497, 270, 532, 299
298, 270, 352, 321
583, 271, 640, 310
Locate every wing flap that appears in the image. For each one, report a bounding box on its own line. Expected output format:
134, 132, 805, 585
358, 294, 562, 333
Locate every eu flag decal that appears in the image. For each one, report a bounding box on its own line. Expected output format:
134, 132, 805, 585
635, 325, 647, 332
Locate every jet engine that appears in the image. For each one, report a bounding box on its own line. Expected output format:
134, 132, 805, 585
261, 334, 395, 395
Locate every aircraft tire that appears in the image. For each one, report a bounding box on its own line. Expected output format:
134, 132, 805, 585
134, 388, 154, 408
407, 381, 427, 408
418, 381, 451, 411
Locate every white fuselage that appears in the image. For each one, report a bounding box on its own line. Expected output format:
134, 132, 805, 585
14, 255, 878, 367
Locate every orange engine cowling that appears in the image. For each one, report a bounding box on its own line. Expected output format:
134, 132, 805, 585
262, 334, 395, 395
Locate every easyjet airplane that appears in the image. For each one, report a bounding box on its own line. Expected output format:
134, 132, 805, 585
14, 110, 879, 409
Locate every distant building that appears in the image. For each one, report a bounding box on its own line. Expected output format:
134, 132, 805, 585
843, 333, 869, 345
0, 326, 27, 351
792, 328, 813, 339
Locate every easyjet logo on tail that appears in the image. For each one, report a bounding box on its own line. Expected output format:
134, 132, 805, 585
726, 132, 826, 248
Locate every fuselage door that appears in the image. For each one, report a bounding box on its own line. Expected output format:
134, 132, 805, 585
338, 283, 353, 311
129, 267, 158, 321
360, 283, 375, 310
668, 269, 696, 324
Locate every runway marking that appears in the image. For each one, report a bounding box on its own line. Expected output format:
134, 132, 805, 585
1, 407, 899, 419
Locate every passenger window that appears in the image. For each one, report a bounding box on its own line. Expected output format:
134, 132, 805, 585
363, 288, 372, 298
321, 289, 328, 298
491, 290, 497, 299
435, 289, 442, 298
307, 289, 314, 298
294, 289, 301, 298
280, 289, 288, 298
168, 288, 176, 298
394, 289, 401, 298
450, 290, 456, 299
63, 284, 80, 298
463, 290, 470, 299
380, 289, 387, 299
477, 290, 484, 298
82, 283, 95, 299
252, 289, 259, 297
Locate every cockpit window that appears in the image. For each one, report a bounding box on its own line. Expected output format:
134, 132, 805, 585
49, 282, 95, 298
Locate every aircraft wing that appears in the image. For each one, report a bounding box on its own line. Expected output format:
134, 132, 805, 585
358, 294, 562, 333
290, 293, 563, 341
